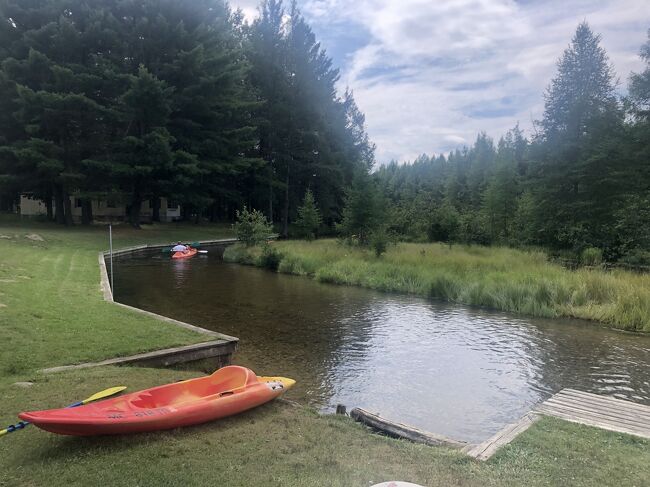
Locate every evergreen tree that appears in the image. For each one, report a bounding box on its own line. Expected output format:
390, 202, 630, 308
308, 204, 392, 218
531, 22, 621, 250
629, 29, 650, 120
294, 188, 322, 241
482, 130, 523, 242
337, 171, 385, 245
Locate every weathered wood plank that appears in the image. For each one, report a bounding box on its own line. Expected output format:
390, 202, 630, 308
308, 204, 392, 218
42, 340, 238, 374
349, 408, 467, 449
558, 390, 650, 415
544, 397, 650, 424
537, 403, 650, 436
464, 412, 541, 461
536, 406, 650, 439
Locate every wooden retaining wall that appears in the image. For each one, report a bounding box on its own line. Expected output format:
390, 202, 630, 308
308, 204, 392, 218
43, 239, 240, 374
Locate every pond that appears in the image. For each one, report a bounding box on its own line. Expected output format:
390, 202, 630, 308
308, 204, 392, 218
112, 248, 650, 443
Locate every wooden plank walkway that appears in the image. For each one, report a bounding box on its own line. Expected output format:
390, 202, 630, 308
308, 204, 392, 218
463, 412, 541, 460
466, 389, 650, 461
535, 388, 650, 439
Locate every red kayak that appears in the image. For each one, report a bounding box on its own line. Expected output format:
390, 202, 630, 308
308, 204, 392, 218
19, 366, 295, 436
171, 247, 198, 259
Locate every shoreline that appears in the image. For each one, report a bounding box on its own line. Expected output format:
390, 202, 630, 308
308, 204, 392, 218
224, 240, 650, 333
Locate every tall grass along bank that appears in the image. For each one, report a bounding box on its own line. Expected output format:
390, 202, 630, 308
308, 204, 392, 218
224, 240, 650, 332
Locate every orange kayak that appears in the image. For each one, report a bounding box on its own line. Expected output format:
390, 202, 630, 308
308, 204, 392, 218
19, 366, 295, 436
171, 247, 198, 259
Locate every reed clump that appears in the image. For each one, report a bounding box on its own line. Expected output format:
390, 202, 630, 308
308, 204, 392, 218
223, 240, 650, 332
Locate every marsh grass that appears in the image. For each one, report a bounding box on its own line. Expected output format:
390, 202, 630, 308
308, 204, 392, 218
224, 240, 650, 332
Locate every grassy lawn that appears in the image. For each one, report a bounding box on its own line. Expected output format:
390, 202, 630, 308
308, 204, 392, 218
0, 216, 234, 376
224, 240, 650, 332
1, 367, 648, 487
1, 219, 648, 486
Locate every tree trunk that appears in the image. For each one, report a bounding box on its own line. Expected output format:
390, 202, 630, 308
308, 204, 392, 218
210, 201, 219, 223
152, 196, 160, 222
63, 192, 73, 226
54, 185, 66, 224
181, 204, 191, 221
45, 196, 53, 221
81, 199, 93, 225
281, 170, 289, 237
268, 163, 274, 222
129, 196, 141, 228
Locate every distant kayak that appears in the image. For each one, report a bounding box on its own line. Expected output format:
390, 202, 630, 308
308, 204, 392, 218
171, 247, 198, 259
19, 366, 295, 436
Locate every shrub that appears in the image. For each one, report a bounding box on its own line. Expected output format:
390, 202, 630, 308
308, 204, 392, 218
258, 243, 283, 271
580, 247, 603, 266
233, 207, 273, 247
369, 227, 391, 257
294, 189, 322, 241
619, 249, 650, 267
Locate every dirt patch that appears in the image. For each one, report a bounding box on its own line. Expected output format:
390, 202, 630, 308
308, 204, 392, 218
25, 233, 45, 241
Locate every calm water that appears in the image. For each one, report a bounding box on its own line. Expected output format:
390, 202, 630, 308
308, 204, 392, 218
112, 249, 650, 442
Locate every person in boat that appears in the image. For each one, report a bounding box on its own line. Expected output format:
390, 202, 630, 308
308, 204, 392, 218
171, 242, 188, 252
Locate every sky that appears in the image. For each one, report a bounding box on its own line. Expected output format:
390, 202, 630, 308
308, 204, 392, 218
231, 0, 650, 164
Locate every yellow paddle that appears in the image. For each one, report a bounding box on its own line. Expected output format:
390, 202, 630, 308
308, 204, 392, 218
0, 386, 127, 437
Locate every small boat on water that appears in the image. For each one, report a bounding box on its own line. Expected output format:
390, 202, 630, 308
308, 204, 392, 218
19, 366, 295, 436
171, 247, 198, 259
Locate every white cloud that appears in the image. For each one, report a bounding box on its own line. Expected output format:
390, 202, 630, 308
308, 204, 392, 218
231, 0, 650, 163
229, 0, 259, 22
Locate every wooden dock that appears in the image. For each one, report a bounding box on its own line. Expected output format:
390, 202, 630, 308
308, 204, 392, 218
463, 412, 541, 460
535, 388, 650, 439
465, 388, 650, 460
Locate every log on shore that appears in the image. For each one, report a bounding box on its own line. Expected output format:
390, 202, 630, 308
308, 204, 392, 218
350, 408, 467, 449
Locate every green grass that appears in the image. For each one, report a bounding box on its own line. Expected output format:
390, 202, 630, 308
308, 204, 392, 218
1, 219, 648, 486
1, 367, 648, 487
224, 240, 650, 332
0, 216, 234, 376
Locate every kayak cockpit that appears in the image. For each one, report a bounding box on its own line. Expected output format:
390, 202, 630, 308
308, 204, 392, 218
129, 366, 257, 409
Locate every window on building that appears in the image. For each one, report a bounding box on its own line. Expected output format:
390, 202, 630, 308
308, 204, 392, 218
75, 198, 83, 208
167, 200, 179, 209
106, 200, 117, 208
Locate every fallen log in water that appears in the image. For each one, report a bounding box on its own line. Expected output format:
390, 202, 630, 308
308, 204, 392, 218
350, 408, 467, 449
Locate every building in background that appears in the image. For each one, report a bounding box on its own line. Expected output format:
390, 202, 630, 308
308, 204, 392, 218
18, 194, 181, 223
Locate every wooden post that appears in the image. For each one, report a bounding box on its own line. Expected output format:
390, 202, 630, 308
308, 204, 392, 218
109, 224, 114, 294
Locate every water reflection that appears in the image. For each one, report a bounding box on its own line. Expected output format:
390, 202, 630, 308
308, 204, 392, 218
113, 251, 650, 442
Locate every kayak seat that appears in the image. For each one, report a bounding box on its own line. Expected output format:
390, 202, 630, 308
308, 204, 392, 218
129, 366, 258, 409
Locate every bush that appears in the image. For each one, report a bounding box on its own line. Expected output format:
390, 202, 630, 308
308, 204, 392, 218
619, 249, 650, 267
258, 243, 283, 271
233, 207, 273, 247
369, 227, 391, 257
580, 247, 603, 266
294, 189, 322, 241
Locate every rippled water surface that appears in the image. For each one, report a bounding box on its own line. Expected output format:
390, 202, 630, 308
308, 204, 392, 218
112, 249, 650, 442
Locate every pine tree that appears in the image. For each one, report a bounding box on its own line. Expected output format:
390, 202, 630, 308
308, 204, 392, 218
113, 66, 174, 227
294, 188, 322, 241
337, 171, 385, 245
532, 22, 621, 250
482, 129, 523, 242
